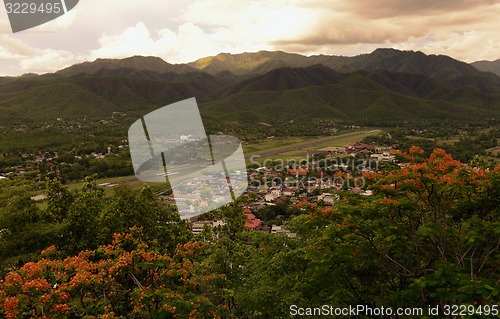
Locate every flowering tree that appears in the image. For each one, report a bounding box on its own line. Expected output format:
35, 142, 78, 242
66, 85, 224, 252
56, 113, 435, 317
288, 147, 499, 308
0, 227, 227, 318
1, 148, 498, 318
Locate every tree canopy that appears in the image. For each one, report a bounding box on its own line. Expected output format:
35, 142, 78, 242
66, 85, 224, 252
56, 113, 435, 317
1, 148, 499, 318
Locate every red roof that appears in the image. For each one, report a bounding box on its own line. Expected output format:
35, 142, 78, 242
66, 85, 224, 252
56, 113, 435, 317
347, 143, 375, 151
243, 206, 262, 230
289, 169, 308, 176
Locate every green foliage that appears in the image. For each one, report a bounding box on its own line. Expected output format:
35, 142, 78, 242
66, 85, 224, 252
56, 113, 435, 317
0, 228, 227, 318
0, 178, 60, 271
284, 148, 500, 310
0, 176, 192, 273
1, 149, 499, 317
99, 183, 191, 253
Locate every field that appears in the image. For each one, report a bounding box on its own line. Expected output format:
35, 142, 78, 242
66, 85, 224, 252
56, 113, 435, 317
244, 129, 382, 163
42, 129, 382, 196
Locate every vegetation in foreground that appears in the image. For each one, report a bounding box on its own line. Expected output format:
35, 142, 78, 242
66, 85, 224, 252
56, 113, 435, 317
0, 147, 498, 318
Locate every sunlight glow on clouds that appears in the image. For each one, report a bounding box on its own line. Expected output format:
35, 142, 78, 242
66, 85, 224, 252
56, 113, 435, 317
0, 0, 499, 75
19, 49, 76, 73
88, 1, 313, 64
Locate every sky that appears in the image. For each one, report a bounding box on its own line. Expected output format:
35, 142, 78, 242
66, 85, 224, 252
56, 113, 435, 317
1, 0, 500, 76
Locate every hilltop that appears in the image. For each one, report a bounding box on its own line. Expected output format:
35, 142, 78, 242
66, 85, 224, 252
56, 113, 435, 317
472, 59, 500, 77
0, 48, 499, 128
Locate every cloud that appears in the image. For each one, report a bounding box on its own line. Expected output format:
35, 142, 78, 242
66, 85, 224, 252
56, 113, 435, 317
88, 21, 227, 63
180, 0, 312, 44
0, 3, 81, 74
0, 17, 10, 33
313, 0, 497, 18
90, 22, 155, 58
87, 0, 500, 65
87, 0, 313, 63
0, 0, 196, 74
0, 33, 78, 73
19, 48, 77, 73
0, 24, 79, 73
273, 0, 500, 62
0, 35, 36, 59
1, 0, 500, 75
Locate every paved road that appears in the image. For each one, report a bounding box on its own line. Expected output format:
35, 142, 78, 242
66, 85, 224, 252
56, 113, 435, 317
245, 130, 380, 160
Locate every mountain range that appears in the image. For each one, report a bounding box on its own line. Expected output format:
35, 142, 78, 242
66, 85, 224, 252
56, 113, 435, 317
0, 48, 499, 128
471, 59, 500, 77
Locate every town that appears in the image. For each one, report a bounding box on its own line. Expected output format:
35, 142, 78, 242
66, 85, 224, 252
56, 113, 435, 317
160, 141, 400, 236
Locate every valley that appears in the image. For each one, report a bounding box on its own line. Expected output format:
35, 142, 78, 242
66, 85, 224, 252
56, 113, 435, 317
0, 48, 499, 318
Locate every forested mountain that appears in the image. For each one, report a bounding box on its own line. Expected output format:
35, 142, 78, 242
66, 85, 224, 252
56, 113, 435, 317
0, 49, 499, 318
189, 48, 484, 79
472, 58, 500, 76
54, 55, 196, 77
1, 49, 499, 127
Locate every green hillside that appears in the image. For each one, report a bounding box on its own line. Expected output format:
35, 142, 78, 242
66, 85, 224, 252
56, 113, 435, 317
55, 56, 195, 77
202, 78, 496, 126
188, 48, 484, 80
0, 49, 499, 129
472, 59, 500, 76
0, 69, 231, 121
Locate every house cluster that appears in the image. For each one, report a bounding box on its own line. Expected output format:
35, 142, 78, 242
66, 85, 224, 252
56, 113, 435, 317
186, 142, 399, 237
0, 151, 60, 179
224, 143, 401, 224
369, 151, 396, 162
1, 144, 120, 179
189, 205, 296, 237
345, 142, 375, 154
159, 172, 242, 219
189, 206, 263, 233
317, 142, 397, 160
245, 184, 342, 207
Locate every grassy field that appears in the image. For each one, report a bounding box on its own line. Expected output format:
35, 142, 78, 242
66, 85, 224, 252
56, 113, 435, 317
49, 129, 382, 195
486, 146, 500, 156
435, 137, 460, 147
65, 174, 169, 195
245, 129, 382, 163
243, 136, 316, 156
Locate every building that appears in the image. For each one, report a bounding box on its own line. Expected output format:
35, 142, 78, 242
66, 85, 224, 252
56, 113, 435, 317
317, 146, 346, 156
243, 206, 262, 231
346, 142, 375, 153
369, 151, 395, 162
30, 194, 48, 201
283, 188, 295, 197
316, 193, 340, 205
288, 169, 308, 176
270, 225, 296, 238
191, 220, 226, 235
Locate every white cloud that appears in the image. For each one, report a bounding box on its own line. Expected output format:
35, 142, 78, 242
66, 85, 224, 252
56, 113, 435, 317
0, 35, 36, 59
90, 22, 155, 58
19, 48, 77, 73
273, 0, 500, 62
87, 0, 313, 63
1, 0, 500, 75
180, 0, 312, 45
0, 33, 79, 74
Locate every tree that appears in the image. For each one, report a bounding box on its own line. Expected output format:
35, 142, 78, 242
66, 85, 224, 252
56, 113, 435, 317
288, 147, 499, 310
62, 176, 104, 254
98, 183, 192, 254
0, 177, 61, 273
45, 178, 74, 223
0, 228, 228, 318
